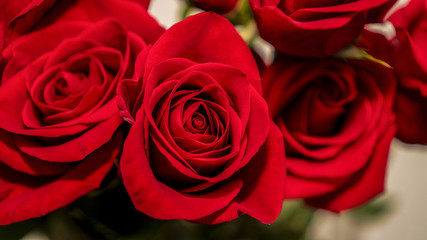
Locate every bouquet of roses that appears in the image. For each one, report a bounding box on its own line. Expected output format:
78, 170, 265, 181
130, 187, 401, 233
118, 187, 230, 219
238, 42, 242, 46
0, 0, 425, 238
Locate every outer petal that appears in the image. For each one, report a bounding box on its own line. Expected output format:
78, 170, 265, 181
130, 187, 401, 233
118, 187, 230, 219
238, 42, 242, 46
386, 1, 427, 144
0, 129, 72, 176
0, 131, 122, 225
128, 0, 150, 9
249, 0, 397, 57
250, 5, 364, 57
194, 0, 239, 14
144, 12, 262, 93
117, 46, 151, 124
14, 114, 123, 162
1, 0, 163, 52
306, 125, 395, 211
359, 29, 427, 144
392, 30, 427, 144
0, 0, 56, 50
389, 0, 427, 70
194, 122, 286, 224
2, 22, 87, 81
35, 0, 164, 45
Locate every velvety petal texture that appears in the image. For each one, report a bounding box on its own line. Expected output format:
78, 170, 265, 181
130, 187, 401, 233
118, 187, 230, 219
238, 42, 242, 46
358, 28, 427, 144
118, 12, 286, 224
0, 0, 163, 225
389, 0, 427, 71
0, 0, 55, 50
391, 31, 427, 144
262, 56, 396, 211
194, 0, 240, 14
249, 0, 397, 57
0, 0, 157, 52
386, 0, 427, 144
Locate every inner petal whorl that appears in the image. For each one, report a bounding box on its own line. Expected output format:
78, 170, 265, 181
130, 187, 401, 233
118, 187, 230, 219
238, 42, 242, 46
284, 67, 357, 136
186, 112, 208, 134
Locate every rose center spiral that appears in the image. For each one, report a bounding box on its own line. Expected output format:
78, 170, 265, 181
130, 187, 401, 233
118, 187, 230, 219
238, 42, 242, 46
191, 114, 205, 130
54, 71, 87, 97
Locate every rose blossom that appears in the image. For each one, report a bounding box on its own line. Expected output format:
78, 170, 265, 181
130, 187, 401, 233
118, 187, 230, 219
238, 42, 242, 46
249, 0, 397, 57
118, 12, 286, 224
389, 0, 427, 71
357, 26, 427, 144
0, 0, 151, 52
0, 0, 163, 225
262, 55, 396, 211
384, 0, 427, 144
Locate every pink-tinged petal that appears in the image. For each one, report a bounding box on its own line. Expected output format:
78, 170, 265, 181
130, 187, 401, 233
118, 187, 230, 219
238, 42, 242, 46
0, 131, 122, 225
144, 12, 261, 93
194, 123, 286, 224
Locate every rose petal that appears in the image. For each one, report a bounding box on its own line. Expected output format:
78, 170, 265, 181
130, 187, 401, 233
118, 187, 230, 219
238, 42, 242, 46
0, 129, 72, 176
14, 114, 122, 162
194, 122, 286, 224
306, 123, 395, 211
144, 12, 261, 93
0, 131, 121, 225
120, 110, 245, 220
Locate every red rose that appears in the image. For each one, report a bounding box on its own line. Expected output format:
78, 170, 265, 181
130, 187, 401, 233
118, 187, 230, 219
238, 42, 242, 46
262, 56, 396, 211
249, 0, 397, 57
193, 0, 239, 14
118, 12, 286, 224
358, 21, 427, 144
0, 0, 163, 225
384, 0, 427, 144
391, 31, 427, 144
389, 0, 427, 71
0, 0, 151, 51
